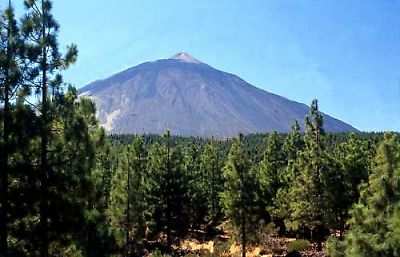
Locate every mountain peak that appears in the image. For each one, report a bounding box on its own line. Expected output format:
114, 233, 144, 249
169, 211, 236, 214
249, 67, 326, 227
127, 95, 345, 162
79, 54, 357, 136
169, 52, 201, 64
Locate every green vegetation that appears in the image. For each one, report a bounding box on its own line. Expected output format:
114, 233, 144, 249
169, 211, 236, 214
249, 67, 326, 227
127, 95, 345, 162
0, 1, 399, 257
287, 239, 311, 252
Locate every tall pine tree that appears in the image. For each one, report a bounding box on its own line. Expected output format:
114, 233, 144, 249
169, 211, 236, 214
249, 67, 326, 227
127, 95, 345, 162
200, 139, 224, 225
108, 136, 147, 256
222, 134, 257, 257
287, 100, 331, 249
273, 121, 304, 233
256, 132, 284, 225
146, 131, 189, 250
22, 0, 77, 255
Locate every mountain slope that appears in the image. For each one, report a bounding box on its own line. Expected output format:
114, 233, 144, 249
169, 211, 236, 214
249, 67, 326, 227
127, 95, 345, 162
78, 53, 357, 136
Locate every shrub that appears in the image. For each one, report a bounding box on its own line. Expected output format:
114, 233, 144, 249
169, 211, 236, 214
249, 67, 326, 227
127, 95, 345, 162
287, 239, 310, 252
325, 236, 346, 257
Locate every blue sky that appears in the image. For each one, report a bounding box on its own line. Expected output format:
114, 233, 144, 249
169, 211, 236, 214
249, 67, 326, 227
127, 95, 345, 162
12, 0, 400, 131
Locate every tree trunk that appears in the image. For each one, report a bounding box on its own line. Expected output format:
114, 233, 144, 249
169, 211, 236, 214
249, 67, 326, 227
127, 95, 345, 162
0, 4, 12, 253
40, 88, 49, 257
242, 213, 246, 257
40, 11, 49, 255
126, 154, 131, 256
166, 136, 172, 251
0, 71, 10, 257
240, 167, 246, 257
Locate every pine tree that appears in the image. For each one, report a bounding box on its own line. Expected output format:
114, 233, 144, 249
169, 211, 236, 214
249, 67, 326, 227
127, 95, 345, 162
184, 143, 205, 229
287, 100, 331, 249
146, 131, 189, 250
327, 134, 370, 237
329, 133, 400, 257
124, 136, 148, 256
83, 128, 117, 257
108, 136, 147, 256
45, 88, 103, 255
6, 103, 40, 256
200, 140, 224, 225
108, 150, 130, 254
1, 87, 104, 255
256, 132, 284, 224
221, 134, 257, 257
21, 1, 77, 255
0, 2, 24, 254
128, 136, 147, 255
273, 121, 303, 232
95, 131, 115, 213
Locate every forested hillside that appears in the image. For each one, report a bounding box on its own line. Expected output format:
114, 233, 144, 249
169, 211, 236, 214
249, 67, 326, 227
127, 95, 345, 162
1, 1, 400, 257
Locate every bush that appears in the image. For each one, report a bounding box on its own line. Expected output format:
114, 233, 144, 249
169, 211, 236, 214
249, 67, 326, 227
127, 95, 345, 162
325, 236, 346, 257
287, 239, 310, 252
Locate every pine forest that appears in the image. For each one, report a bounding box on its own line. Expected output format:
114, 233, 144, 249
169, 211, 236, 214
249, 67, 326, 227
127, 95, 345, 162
1, 1, 400, 257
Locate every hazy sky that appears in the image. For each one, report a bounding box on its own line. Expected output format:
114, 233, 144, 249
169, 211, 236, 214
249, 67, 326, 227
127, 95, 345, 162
12, 0, 400, 131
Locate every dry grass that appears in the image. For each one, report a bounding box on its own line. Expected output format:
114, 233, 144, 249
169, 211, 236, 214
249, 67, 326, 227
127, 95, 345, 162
174, 236, 327, 256
180, 239, 214, 253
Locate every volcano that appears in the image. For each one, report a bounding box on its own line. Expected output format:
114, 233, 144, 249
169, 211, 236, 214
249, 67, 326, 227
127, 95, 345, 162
78, 52, 357, 136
